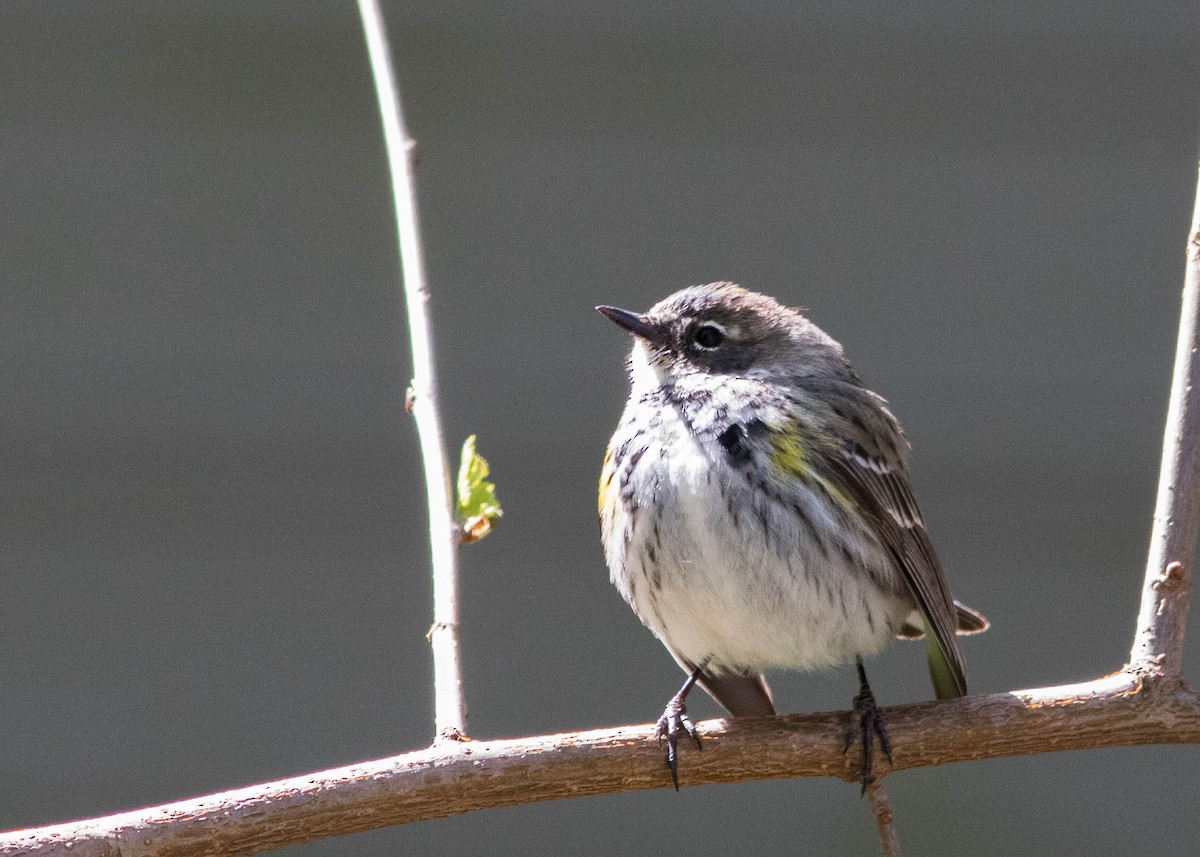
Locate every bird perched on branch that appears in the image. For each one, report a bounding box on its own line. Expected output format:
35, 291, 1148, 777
597, 283, 987, 789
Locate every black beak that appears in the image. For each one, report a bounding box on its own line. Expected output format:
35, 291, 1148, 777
596, 305, 657, 341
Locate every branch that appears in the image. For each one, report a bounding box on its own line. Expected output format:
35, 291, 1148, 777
7, 56, 1200, 857
1130, 157, 1200, 677
357, 0, 468, 739
3, 673, 1197, 857
865, 779, 901, 857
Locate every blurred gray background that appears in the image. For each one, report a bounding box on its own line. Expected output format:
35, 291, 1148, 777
3, 2, 1199, 854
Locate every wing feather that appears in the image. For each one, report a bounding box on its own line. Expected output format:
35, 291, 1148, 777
813, 382, 968, 698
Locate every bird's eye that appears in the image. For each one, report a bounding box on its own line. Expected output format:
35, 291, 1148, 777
691, 323, 725, 350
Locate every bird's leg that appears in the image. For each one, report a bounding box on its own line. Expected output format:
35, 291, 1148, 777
655, 668, 704, 790
844, 657, 893, 794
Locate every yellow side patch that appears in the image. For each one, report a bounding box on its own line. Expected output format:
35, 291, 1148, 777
768, 426, 808, 478
768, 420, 853, 512
598, 445, 617, 523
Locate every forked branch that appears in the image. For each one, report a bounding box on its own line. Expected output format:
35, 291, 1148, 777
2, 673, 1198, 857
3, 23, 1200, 857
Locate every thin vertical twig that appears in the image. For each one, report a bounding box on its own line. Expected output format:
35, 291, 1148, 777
865, 778, 902, 857
357, 0, 469, 741
1130, 158, 1200, 679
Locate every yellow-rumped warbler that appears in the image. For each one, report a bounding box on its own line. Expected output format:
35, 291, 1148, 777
597, 282, 987, 789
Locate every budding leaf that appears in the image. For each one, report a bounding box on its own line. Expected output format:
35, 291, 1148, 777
455, 435, 502, 545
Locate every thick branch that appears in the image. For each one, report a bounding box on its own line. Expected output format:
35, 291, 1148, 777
357, 0, 468, 739
1131, 158, 1200, 676
3, 672, 1197, 857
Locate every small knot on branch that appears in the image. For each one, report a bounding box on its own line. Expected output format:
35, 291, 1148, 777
404, 137, 422, 168
427, 620, 458, 642
1152, 561, 1186, 590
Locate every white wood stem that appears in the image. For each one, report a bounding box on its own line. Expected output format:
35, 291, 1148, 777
358, 0, 467, 741
1130, 157, 1200, 677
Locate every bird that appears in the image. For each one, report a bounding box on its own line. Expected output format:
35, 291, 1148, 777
596, 282, 987, 790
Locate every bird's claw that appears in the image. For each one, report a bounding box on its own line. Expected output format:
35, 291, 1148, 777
655, 697, 702, 790
844, 684, 892, 795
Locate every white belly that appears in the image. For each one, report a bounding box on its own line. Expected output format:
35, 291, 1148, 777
606, 401, 906, 674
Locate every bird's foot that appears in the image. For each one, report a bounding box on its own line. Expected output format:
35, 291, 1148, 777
655, 694, 702, 790
843, 671, 893, 795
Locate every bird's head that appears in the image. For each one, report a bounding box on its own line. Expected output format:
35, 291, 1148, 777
598, 282, 850, 392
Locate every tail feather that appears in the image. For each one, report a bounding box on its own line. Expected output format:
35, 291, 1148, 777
696, 671, 776, 717
952, 600, 989, 635
897, 599, 990, 640
926, 631, 967, 699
